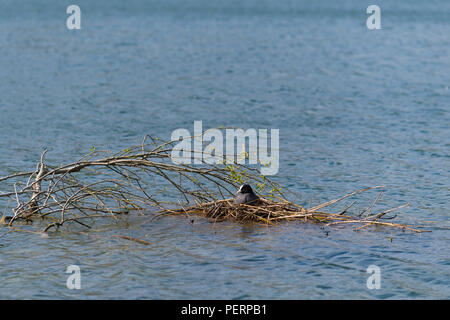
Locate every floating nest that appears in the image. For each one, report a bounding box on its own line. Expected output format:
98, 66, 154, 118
168, 198, 305, 224
166, 188, 427, 233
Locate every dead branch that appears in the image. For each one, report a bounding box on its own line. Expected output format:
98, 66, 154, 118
0, 135, 429, 234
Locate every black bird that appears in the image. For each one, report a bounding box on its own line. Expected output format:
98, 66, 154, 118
234, 184, 259, 205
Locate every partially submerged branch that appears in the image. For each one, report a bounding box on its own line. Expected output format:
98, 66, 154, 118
0, 136, 429, 234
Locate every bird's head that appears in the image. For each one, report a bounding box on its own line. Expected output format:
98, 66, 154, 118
237, 184, 254, 194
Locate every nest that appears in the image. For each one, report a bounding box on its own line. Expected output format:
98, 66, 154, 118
169, 198, 305, 224
166, 188, 427, 233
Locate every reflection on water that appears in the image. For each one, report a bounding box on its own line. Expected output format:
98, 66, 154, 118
0, 0, 449, 299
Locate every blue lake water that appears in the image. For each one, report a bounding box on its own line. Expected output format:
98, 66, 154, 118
0, 0, 449, 299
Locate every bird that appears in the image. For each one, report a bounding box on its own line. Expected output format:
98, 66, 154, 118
233, 184, 259, 205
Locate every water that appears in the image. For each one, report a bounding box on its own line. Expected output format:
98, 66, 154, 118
0, 0, 449, 299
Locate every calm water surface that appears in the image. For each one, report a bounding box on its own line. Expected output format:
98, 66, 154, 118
0, 0, 449, 299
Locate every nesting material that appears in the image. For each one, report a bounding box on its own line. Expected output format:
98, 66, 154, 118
170, 198, 306, 224
168, 190, 428, 233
